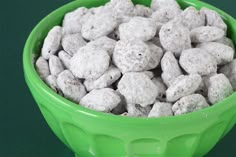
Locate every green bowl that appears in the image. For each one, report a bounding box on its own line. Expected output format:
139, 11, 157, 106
23, 0, 236, 156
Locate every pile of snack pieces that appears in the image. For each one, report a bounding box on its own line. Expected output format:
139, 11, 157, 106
36, 0, 236, 117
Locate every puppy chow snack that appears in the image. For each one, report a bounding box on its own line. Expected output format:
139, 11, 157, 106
197, 42, 234, 65
208, 74, 233, 104
49, 55, 64, 76
161, 51, 183, 86
57, 70, 86, 103
70, 46, 110, 80
42, 26, 62, 60
62, 33, 86, 55
148, 102, 173, 117
118, 72, 158, 107
159, 20, 191, 57
166, 74, 202, 102
172, 94, 209, 115
119, 17, 157, 41
36, 0, 235, 117
179, 48, 217, 75
80, 88, 121, 112
36, 57, 50, 80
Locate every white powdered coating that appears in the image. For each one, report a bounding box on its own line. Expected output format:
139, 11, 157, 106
118, 16, 133, 24
84, 66, 121, 91
127, 104, 152, 117
197, 42, 234, 65
62, 7, 88, 34
81, 12, 118, 40
57, 70, 86, 103
119, 17, 157, 41
151, 7, 181, 24
161, 51, 183, 87
145, 42, 163, 70
133, 4, 153, 17
166, 74, 202, 102
159, 21, 191, 57
208, 74, 233, 104
179, 48, 217, 75
151, 0, 180, 11
70, 46, 110, 80
45, 75, 60, 93
36, 57, 50, 80
118, 72, 158, 107
113, 40, 151, 73
79, 10, 94, 26
200, 7, 227, 32
190, 26, 225, 43
219, 59, 236, 90
89, 6, 104, 15
179, 7, 205, 30
49, 55, 64, 76
172, 94, 209, 115
62, 33, 86, 55
144, 71, 155, 79
152, 77, 167, 101
148, 102, 173, 117
42, 26, 62, 60
104, 0, 134, 20
215, 37, 235, 50
80, 88, 121, 112
36, 0, 235, 117
87, 36, 116, 56
58, 50, 72, 69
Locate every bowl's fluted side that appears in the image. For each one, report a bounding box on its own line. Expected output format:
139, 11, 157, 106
23, 0, 236, 157
27, 76, 236, 157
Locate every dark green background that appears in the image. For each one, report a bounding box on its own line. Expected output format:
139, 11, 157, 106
1, 0, 235, 156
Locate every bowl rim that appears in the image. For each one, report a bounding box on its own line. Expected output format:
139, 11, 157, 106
23, 0, 236, 123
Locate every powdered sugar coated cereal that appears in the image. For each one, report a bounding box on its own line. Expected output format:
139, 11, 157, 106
80, 88, 121, 112
42, 26, 62, 60
148, 102, 173, 117
49, 55, 64, 76
179, 48, 217, 75
200, 7, 227, 32
70, 46, 110, 79
118, 72, 158, 107
179, 7, 205, 30
151, 0, 180, 11
57, 70, 86, 103
190, 26, 225, 43
208, 74, 233, 104
84, 65, 121, 91
159, 21, 191, 57
36, 57, 50, 80
62, 33, 86, 55
161, 51, 183, 87
58, 50, 72, 69
113, 40, 151, 73
81, 12, 118, 40
87, 36, 116, 56
172, 94, 209, 115
197, 42, 234, 65
119, 17, 157, 41
166, 74, 202, 102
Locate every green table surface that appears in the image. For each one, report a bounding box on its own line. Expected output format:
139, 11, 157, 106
1, 0, 235, 156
